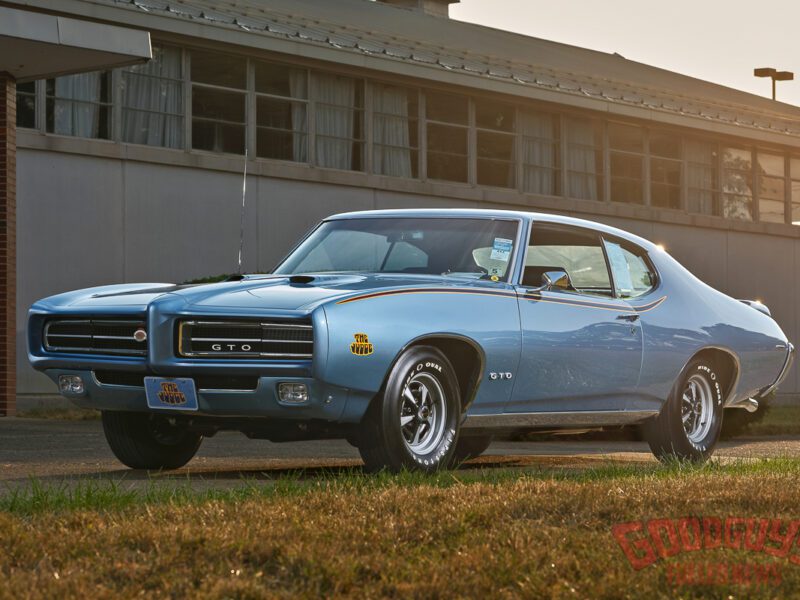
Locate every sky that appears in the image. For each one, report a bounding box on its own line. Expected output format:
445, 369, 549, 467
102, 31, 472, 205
448, 0, 800, 107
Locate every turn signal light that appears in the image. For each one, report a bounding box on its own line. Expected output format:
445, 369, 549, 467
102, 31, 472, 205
278, 383, 308, 404
58, 375, 85, 395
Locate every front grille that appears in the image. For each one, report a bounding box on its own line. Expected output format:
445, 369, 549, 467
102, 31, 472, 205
44, 318, 147, 357
94, 370, 259, 391
177, 320, 313, 360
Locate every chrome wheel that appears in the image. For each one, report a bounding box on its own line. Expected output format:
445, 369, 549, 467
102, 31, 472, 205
400, 372, 447, 455
681, 373, 714, 444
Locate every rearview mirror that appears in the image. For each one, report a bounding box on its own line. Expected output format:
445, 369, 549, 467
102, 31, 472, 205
542, 270, 571, 291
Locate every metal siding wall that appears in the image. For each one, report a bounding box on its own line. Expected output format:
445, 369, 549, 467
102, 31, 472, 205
15, 149, 800, 396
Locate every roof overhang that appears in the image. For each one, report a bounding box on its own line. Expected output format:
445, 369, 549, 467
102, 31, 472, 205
0, 5, 151, 81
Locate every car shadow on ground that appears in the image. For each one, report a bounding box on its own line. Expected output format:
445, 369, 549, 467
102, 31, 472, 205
6, 454, 656, 488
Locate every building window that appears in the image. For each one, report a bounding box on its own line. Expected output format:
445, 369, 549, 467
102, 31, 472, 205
372, 84, 418, 178
426, 91, 468, 183
721, 147, 754, 221
564, 117, 603, 201
650, 131, 682, 209
255, 61, 308, 163
686, 139, 719, 216
190, 50, 246, 154
476, 100, 515, 189
312, 73, 364, 171
757, 152, 786, 224
791, 157, 800, 225
16, 81, 36, 129
46, 72, 111, 139
121, 46, 183, 149
519, 109, 559, 195
609, 122, 644, 204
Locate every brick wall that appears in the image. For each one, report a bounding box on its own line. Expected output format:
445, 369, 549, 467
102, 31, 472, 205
0, 73, 16, 416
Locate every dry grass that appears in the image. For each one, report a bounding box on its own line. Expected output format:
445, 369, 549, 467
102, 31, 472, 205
2, 461, 800, 599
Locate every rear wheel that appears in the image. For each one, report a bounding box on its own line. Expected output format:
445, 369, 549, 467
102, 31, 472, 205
357, 346, 461, 473
641, 358, 724, 463
101, 411, 202, 470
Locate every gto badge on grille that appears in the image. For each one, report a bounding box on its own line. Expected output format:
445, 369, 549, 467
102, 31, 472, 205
133, 328, 147, 343
350, 333, 374, 356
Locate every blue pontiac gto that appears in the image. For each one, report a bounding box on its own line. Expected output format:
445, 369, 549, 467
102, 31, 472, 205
28, 209, 794, 471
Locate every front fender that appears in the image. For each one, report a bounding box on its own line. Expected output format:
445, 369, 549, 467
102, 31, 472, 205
320, 290, 522, 419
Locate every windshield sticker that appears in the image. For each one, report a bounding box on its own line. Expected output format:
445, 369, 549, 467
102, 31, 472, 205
490, 238, 513, 262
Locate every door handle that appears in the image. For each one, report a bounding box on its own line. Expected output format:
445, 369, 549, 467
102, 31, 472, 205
616, 314, 640, 322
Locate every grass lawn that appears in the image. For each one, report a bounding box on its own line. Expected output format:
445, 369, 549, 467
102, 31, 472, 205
3, 460, 800, 599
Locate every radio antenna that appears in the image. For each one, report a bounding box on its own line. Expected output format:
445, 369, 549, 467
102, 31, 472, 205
237, 149, 248, 275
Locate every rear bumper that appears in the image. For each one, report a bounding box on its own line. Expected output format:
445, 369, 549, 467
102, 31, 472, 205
759, 342, 796, 398
42, 368, 373, 423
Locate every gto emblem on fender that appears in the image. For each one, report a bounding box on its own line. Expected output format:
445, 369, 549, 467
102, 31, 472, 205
350, 333, 374, 356
489, 372, 513, 381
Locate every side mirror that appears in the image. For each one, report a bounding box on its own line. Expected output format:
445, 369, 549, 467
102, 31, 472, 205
542, 270, 571, 291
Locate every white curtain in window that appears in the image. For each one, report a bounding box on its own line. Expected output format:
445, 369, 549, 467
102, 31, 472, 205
685, 140, 714, 214
314, 74, 355, 169
54, 73, 101, 137
122, 48, 182, 148
520, 111, 555, 194
373, 86, 412, 177
565, 118, 599, 201
290, 70, 308, 162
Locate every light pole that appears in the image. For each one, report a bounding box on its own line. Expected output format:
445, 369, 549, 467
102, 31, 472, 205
754, 68, 794, 101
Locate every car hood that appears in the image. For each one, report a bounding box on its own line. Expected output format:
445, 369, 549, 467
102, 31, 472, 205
35, 274, 505, 313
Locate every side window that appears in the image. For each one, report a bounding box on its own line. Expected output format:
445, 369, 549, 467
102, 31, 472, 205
524, 225, 613, 297
603, 239, 656, 298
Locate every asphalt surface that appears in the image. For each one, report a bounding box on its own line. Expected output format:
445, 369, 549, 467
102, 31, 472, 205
2, 418, 800, 490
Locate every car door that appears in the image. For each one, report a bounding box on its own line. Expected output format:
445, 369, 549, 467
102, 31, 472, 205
508, 223, 643, 413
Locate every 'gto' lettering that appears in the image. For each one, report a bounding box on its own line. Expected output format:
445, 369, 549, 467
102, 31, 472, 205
211, 343, 253, 352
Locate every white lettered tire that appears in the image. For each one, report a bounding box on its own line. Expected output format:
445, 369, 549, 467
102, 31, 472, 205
642, 357, 724, 463
358, 346, 460, 473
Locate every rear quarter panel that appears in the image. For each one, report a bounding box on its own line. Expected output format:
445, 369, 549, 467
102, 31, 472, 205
634, 251, 788, 411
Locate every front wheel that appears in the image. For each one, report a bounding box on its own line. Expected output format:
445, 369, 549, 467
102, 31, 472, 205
101, 411, 202, 470
357, 346, 461, 473
641, 357, 724, 463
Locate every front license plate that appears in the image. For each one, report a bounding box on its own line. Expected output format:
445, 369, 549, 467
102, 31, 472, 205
144, 377, 199, 411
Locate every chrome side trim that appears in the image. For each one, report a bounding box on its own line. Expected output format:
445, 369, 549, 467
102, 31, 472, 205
461, 409, 658, 429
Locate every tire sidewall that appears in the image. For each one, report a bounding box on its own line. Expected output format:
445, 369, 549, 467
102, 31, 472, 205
672, 359, 724, 456
381, 347, 460, 471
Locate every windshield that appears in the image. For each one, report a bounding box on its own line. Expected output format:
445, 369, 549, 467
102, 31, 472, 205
275, 218, 520, 281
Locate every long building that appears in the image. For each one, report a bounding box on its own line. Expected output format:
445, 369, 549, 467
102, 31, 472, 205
7, 0, 800, 398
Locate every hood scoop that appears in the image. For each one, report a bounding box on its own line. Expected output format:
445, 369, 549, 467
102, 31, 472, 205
289, 275, 316, 285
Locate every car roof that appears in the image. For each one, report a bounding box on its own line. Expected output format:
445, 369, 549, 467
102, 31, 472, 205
327, 209, 658, 252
